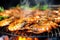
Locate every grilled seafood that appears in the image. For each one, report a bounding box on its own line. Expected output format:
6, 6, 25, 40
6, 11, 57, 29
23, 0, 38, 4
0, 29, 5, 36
8, 19, 27, 31
26, 21, 58, 34
0, 7, 60, 34
0, 17, 15, 27
54, 17, 60, 23
0, 7, 22, 18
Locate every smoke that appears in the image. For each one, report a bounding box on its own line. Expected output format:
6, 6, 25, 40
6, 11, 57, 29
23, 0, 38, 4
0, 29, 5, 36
20, 0, 54, 7
4, 0, 54, 9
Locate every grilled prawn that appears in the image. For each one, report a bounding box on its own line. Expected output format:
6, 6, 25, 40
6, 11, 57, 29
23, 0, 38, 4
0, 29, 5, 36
26, 21, 58, 34
0, 7, 60, 34
54, 17, 60, 23
0, 17, 15, 27
8, 19, 26, 31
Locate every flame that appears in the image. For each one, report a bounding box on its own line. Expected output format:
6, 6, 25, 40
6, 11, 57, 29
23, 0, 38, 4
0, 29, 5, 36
18, 36, 26, 40
34, 38, 38, 40
18, 36, 39, 40
26, 37, 33, 40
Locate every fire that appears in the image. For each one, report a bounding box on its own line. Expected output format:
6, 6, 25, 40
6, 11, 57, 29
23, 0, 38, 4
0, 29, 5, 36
26, 37, 33, 40
34, 38, 38, 40
18, 36, 26, 40
17, 36, 39, 40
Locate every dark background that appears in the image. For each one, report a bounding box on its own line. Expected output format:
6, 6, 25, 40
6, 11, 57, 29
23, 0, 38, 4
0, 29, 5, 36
0, 0, 60, 9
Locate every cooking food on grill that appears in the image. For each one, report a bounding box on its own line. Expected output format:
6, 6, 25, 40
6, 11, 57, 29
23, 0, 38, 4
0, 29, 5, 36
0, 7, 22, 18
54, 17, 60, 23
8, 19, 27, 31
0, 17, 15, 27
0, 7, 60, 34
25, 19, 58, 34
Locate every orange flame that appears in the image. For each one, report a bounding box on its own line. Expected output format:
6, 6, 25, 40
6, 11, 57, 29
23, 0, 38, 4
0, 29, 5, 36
18, 36, 26, 40
18, 36, 39, 40
34, 38, 39, 40
26, 37, 33, 40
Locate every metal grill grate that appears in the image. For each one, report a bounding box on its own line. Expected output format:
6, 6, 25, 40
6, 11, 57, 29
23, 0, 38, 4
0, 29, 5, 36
0, 26, 60, 38
48, 27, 60, 38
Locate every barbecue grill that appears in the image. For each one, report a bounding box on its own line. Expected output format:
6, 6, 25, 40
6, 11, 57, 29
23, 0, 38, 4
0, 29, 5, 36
0, 0, 60, 40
